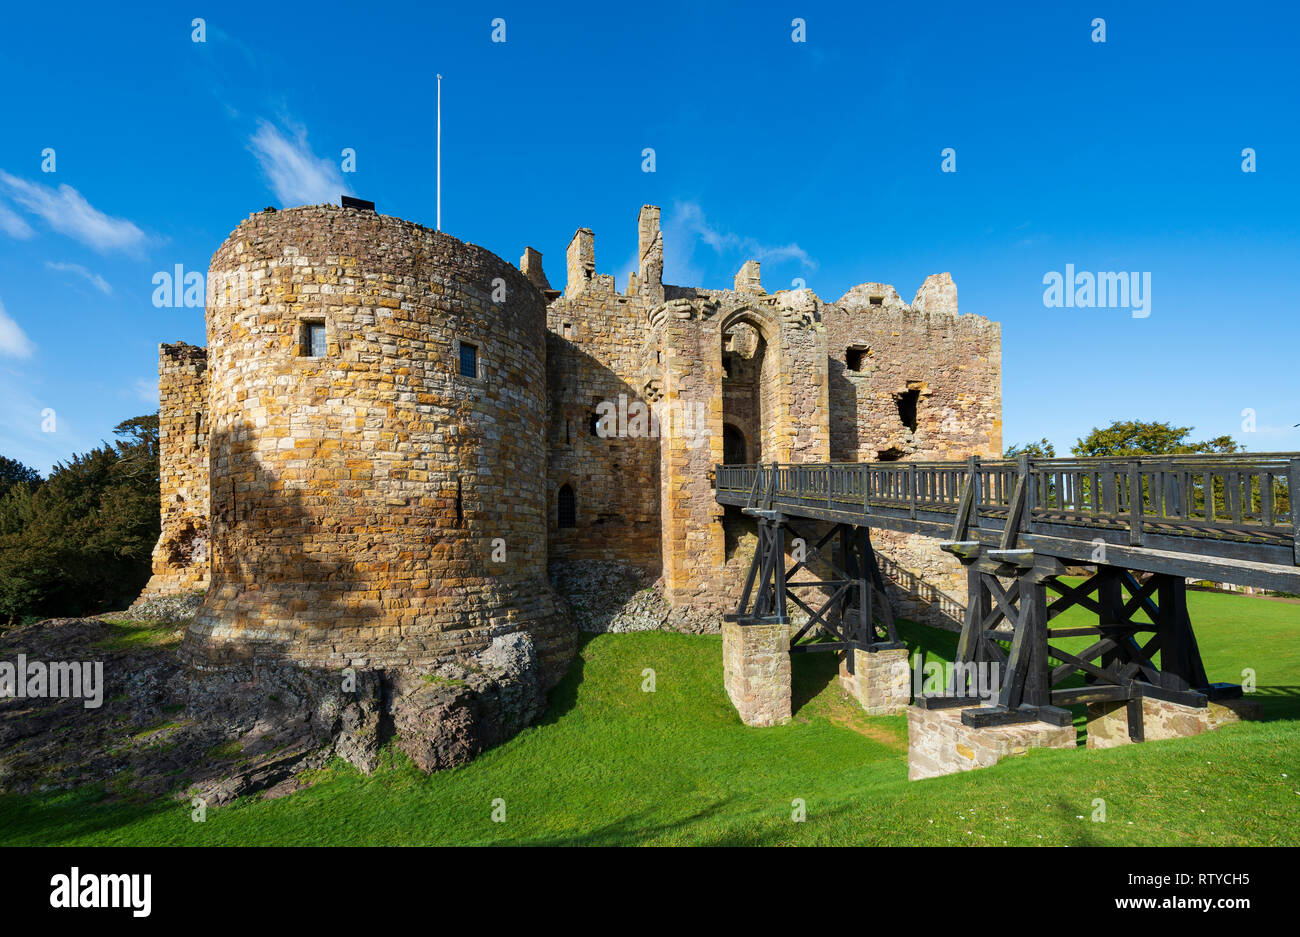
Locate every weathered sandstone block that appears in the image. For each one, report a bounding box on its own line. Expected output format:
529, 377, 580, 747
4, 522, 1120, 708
907, 704, 1075, 780
722, 620, 791, 727
1085, 695, 1262, 750
839, 646, 911, 715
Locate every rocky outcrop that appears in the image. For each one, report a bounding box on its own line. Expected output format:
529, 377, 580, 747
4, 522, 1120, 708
0, 616, 558, 806
549, 560, 724, 634
391, 633, 545, 773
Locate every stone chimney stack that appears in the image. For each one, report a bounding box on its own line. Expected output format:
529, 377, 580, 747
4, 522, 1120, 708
636, 205, 664, 304
565, 228, 595, 299
734, 260, 763, 294
520, 246, 551, 292
911, 273, 958, 315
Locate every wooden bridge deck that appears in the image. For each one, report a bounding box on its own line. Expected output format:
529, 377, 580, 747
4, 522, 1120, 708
715, 454, 1300, 593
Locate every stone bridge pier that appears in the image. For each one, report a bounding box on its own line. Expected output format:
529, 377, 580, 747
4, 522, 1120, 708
721, 513, 912, 727
722, 619, 791, 727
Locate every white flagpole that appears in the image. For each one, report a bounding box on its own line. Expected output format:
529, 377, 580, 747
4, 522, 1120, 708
436, 74, 442, 232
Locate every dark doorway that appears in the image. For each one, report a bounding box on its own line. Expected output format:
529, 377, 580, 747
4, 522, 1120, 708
558, 484, 576, 528
895, 387, 919, 432
723, 424, 747, 464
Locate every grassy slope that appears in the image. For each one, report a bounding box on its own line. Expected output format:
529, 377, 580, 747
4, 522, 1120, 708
1, 589, 1298, 846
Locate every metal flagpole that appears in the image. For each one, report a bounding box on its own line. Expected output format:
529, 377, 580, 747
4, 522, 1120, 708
436, 74, 442, 231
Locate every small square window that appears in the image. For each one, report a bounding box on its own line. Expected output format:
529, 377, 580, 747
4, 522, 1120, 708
302, 321, 327, 357
459, 342, 478, 378
869, 295, 884, 306
846, 347, 870, 372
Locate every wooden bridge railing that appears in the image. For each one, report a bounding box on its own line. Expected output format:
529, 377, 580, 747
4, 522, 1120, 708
715, 453, 1300, 566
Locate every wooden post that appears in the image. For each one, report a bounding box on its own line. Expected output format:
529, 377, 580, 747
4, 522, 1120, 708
950, 456, 980, 540
1156, 574, 1208, 690
772, 520, 788, 623
1020, 576, 1051, 708
1096, 566, 1124, 682
1000, 454, 1030, 550
1129, 461, 1144, 546
953, 564, 986, 690
1290, 459, 1300, 564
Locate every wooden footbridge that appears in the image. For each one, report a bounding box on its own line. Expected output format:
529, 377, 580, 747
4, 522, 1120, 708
715, 454, 1300, 738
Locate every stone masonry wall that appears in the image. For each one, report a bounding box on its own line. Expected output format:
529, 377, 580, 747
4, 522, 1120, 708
186, 205, 574, 681
823, 274, 1002, 630
144, 200, 1004, 669
546, 276, 660, 571
136, 341, 211, 600
908, 704, 1075, 780
1085, 696, 1262, 749
722, 619, 791, 726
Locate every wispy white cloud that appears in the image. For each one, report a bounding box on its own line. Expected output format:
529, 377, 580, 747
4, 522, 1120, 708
248, 119, 350, 208
45, 261, 112, 295
0, 171, 149, 255
671, 201, 817, 269
132, 377, 158, 406
0, 199, 34, 239
0, 297, 35, 358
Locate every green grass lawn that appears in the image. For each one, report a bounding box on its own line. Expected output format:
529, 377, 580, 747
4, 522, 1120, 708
2, 588, 1298, 846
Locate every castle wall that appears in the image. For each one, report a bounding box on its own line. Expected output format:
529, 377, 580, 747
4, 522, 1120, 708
186, 205, 573, 679
545, 278, 661, 570
651, 286, 830, 612
142, 199, 1005, 653
823, 274, 1003, 629
135, 342, 210, 600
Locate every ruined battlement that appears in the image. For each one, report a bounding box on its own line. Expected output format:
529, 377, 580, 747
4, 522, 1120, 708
139, 200, 1004, 667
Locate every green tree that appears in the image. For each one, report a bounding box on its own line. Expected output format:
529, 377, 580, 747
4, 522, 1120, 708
1071, 420, 1240, 458
0, 413, 160, 624
1005, 438, 1056, 460
0, 455, 40, 499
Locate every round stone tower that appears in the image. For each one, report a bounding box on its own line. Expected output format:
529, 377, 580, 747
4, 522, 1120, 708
185, 204, 574, 681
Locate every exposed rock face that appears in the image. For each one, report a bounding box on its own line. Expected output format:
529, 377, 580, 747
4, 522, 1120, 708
391, 633, 544, 773
0, 616, 559, 805
548, 560, 722, 634
120, 591, 204, 623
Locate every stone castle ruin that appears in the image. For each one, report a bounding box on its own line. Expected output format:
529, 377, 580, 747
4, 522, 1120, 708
133, 201, 1001, 778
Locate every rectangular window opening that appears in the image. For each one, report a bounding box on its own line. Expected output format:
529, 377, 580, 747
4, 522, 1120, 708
895, 388, 919, 431
846, 347, 870, 372
459, 342, 479, 378
302, 321, 327, 357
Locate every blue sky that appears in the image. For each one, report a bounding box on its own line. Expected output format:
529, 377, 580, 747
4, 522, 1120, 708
1, 1, 1297, 474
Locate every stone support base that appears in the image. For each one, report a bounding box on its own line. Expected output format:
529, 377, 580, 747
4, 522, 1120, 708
838, 647, 910, 715
722, 620, 791, 727
907, 704, 1075, 780
1085, 696, 1262, 750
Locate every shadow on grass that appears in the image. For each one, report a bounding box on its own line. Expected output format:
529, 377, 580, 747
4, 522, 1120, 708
535, 634, 591, 728
509, 793, 858, 846
791, 649, 838, 715
895, 618, 958, 663
1247, 686, 1300, 721
0, 786, 176, 847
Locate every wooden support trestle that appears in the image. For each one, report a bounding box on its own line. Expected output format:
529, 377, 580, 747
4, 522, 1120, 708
728, 514, 902, 669
937, 543, 1237, 735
